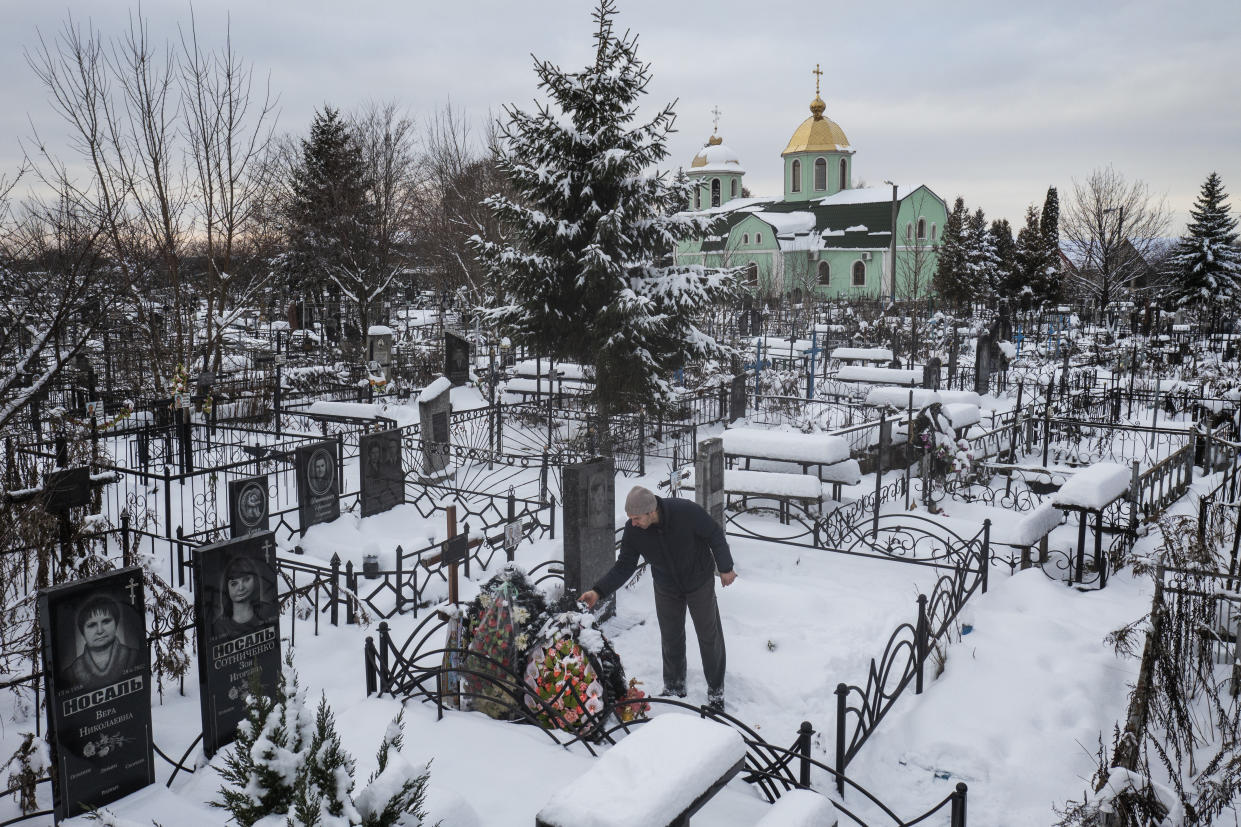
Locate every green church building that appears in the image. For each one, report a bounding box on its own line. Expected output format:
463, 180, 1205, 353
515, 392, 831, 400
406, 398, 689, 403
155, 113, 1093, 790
677, 72, 947, 302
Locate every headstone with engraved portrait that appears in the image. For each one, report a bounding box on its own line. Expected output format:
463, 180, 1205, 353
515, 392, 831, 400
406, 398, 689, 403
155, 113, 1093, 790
38, 567, 154, 822
228, 475, 270, 538
444, 331, 471, 386
295, 441, 340, 534
360, 429, 405, 517
563, 457, 616, 620
192, 531, 281, 757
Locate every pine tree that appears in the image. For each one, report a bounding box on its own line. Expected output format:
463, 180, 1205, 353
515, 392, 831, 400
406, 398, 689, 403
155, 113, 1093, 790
963, 208, 999, 303
1167, 172, 1241, 310
990, 218, 1018, 300
1039, 186, 1062, 302
290, 695, 360, 826
279, 106, 376, 344
1014, 205, 1045, 308
472, 0, 736, 435
355, 712, 432, 827
215, 660, 312, 825
933, 196, 970, 306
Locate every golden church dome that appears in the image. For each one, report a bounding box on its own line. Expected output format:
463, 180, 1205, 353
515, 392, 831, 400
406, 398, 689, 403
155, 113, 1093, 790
781, 95, 851, 156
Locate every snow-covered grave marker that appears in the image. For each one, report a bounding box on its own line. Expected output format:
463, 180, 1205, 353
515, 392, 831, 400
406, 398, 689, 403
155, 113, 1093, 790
418, 376, 453, 479
535, 713, 747, 827
1052, 462, 1135, 587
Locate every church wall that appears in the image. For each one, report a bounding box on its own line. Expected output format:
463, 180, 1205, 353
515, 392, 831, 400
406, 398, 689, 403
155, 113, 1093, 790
782, 152, 851, 201
688, 172, 743, 209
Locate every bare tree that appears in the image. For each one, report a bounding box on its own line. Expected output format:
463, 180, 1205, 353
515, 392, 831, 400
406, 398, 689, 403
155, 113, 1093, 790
1062, 165, 1171, 308
180, 11, 278, 371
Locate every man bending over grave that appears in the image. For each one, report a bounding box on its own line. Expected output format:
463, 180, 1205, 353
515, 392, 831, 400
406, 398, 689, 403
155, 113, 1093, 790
61, 594, 142, 691
580, 486, 737, 713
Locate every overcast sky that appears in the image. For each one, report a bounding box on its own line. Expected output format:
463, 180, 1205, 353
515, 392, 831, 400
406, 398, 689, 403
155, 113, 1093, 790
3, 0, 1239, 232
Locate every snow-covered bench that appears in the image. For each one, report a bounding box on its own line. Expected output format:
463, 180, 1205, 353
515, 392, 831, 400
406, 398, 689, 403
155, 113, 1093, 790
834, 365, 921, 386
755, 789, 839, 826
721, 428, 854, 485
535, 714, 746, 827
830, 346, 893, 365
680, 469, 825, 520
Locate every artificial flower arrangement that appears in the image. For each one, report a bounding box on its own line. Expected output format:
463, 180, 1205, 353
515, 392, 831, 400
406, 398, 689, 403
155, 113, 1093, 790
461, 565, 547, 720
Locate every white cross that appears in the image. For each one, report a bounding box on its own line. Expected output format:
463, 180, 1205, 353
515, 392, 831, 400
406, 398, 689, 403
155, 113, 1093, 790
124, 577, 140, 605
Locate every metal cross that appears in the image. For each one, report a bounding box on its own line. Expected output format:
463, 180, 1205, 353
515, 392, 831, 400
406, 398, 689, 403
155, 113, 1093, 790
812, 64, 823, 95
124, 576, 140, 605
710, 105, 722, 134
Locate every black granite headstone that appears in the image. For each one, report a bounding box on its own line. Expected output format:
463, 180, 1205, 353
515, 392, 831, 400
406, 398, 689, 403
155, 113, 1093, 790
923, 357, 942, 391
695, 438, 726, 528
974, 333, 993, 396
729, 373, 747, 423
444, 331, 471, 386
360, 429, 405, 517
563, 458, 616, 619
39, 567, 154, 821
192, 531, 281, 757
296, 441, 340, 534
228, 475, 270, 538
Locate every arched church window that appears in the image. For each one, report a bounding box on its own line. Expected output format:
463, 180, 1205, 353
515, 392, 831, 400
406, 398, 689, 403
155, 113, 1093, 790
905, 223, 913, 241
711, 178, 721, 208
791, 160, 802, 193
817, 261, 830, 285
814, 158, 827, 191
730, 179, 738, 198
746, 262, 759, 287
931, 224, 938, 241
756, 233, 762, 244
852, 260, 866, 287
743, 233, 750, 244
694, 187, 701, 210
839, 158, 847, 191
917, 218, 927, 240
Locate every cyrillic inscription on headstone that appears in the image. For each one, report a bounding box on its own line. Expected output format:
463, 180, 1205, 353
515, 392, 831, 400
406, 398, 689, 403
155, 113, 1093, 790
296, 442, 340, 534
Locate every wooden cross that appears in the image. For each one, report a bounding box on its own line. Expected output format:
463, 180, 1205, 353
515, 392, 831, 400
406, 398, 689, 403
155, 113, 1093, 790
710, 105, 722, 134
812, 63, 823, 95
124, 576, 140, 605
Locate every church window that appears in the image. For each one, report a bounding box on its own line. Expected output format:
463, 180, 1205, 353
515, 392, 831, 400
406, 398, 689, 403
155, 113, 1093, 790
746, 262, 759, 287
817, 261, 830, 285
814, 158, 827, 191
756, 232, 762, 244
694, 187, 701, 210
711, 178, 721, 207
730, 179, 738, 198
905, 223, 913, 241
852, 261, 866, 286
743, 233, 750, 245
931, 224, 938, 241
917, 218, 927, 240
839, 158, 847, 190
791, 160, 802, 193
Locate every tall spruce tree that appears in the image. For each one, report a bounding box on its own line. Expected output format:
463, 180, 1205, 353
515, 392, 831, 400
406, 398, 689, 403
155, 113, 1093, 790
279, 106, 376, 342
963, 208, 999, 303
990, 218, 1018, 300
1039, 186, 1062, 302
473, 0, 735, 434
934, 196, 970, 306
1167, 172, 1241, 311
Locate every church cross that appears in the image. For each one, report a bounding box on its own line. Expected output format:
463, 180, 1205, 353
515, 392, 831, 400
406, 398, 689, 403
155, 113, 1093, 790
710, 105, 722, 134
812, 64, 823, 95
125, 576, 140, 605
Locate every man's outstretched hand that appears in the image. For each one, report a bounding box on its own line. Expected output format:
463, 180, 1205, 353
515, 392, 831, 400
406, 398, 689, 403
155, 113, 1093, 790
720, 570, 737, 587
579, 589, 600, 609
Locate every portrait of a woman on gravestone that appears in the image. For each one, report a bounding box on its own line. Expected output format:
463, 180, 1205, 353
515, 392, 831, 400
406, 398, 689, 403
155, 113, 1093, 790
60, 594, 142, 691
307, 448, 334, 497
213, 555, 274, 639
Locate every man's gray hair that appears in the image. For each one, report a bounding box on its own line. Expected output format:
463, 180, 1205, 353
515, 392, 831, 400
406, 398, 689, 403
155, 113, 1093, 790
624, 485, 658, 516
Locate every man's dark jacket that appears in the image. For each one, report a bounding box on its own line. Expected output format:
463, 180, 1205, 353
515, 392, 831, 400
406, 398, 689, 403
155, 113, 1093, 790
592, 496, 733, 598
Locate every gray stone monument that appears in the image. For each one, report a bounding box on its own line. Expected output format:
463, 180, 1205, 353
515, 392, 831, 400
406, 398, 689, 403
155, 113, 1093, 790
563, 457, 616, 620
367, 327, 394, 381
695, 438, 726, 528
419, 379, 452, 479
923, 357, 942, 391
974, 333, 992, 396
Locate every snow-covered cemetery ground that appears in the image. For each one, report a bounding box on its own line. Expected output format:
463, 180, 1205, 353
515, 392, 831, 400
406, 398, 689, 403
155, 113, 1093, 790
4, 3, 1241, 826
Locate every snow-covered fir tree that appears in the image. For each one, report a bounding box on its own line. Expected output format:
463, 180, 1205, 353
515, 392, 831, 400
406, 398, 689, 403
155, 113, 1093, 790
963, 207, 999, 303
991, 218, 1018, 300
472, 0, 736, 436
1014, 205, 1047, 308
1167, 171, 1241, 311
934, 197, 970, 306
1039, 185, 1062, 300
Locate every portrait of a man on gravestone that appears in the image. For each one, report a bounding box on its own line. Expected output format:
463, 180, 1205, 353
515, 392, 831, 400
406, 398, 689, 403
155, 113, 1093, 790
59, 592, 142, 692
307, 447, 335, 496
